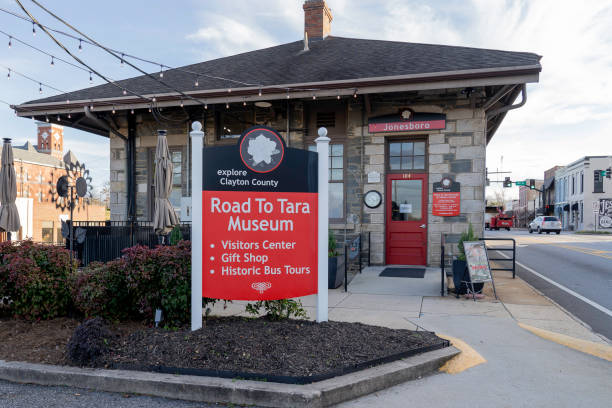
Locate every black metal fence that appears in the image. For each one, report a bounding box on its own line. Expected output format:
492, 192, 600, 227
69, 221, 192, 266
342, 231, 371, 291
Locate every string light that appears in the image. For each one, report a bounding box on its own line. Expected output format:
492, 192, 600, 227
89, 104, 94, 111
120, 53, 124, 66
56, 114, 60, 122
204, 102, 208, 110
337, 93, 340, 100
195, 78, 199, 87
286, 90, 290, 99
38, 83, 42, 94
227, 88, 232, 93
152, 97, 156, 102
50, 56, 54, 66
179, 100, 183, 108
243, 100, 247, 106
159, 65, 163, 78
66, 99, 69, 104
45, 115, 49, 122
353, 89, 358, 98
32, 22, 35, 36
67, 111, 71, 119
148, 105, 151, 112
112, 105, 115, 114
258, 88, 262, 97
8, 36, 11, 48
89, 71, 92, 83
312, 94, 316, 100
6, 68, 10, 79
122, 89, 127, 95
130, 108, 134, 114
78, 38, 82, 52
226, 102, 229, 109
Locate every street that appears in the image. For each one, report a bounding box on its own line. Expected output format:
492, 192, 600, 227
485, 229, 612, 341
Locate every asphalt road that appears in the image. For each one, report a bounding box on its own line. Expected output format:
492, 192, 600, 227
485, 229, 612, 341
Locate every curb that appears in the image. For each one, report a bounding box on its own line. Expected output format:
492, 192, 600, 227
0, 347, 459, 408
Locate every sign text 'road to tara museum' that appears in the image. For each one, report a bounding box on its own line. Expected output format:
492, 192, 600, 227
202, 126, 318, 300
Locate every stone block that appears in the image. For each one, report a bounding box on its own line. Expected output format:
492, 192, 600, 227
371, 136, 385, 144
429, 223, 452, 233
365, 144, 384, 156
429, 144, 450, 154
370, 154, 385, 165
461, 199, 484, 213
365, 165, 384, 174
430, 163, 450, 173
446, 109, 474, 120
455, 146, 485, 159
110, 159, 126, 171
429, 134, 445, 145
456, 173, 483, 187
443, 153, 455, 161
370, 232, 384, 243
451, 223, 469, 234
450, 160, 472, 173
472, 158, 486, 173
448, 136, 472, 146
457, 118, 485, 133
473, 131, 486, 145
441, 121, 456, 133
461, 186, 475, 200
429, 154, 444, 165
370, 213, 384, 224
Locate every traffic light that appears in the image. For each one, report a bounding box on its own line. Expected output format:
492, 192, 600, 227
529, 179, 536, 189
595, 170, 601, 183
606, 168, 611, 179
503, 177, 512, 188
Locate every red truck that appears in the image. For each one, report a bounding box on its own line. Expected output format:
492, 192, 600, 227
487, 212, 513, 231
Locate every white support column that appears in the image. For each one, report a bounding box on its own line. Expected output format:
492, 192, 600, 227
316, 127, 330, 323
190, 122, 204, 331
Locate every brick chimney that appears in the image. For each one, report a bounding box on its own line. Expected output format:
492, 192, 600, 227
303, 0, 333, 41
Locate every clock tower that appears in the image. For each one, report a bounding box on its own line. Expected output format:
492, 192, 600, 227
37, 122, 64, 160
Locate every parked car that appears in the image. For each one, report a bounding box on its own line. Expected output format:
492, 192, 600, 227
528, 216, 562, 234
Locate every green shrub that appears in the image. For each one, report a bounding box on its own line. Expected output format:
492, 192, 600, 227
328, 230, 338, 256
245, 299, 307, 320
457, 223, 477, 261
169, 225, 183, 245
0, 240, 77, 320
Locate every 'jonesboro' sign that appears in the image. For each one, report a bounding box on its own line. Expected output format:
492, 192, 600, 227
368, 110, 446, 133
202, 126, 318, 300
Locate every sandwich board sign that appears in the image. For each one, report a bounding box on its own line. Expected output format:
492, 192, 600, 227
190, 122, 330, 330
463, 241, 497, 299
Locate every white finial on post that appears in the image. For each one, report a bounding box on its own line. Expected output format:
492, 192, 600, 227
316, 127, 330, 323
190, 121, 204, 331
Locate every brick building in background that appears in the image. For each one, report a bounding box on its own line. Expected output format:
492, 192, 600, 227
8, 123, 107, 243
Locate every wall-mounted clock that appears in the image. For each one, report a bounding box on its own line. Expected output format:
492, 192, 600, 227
364, 190, 382, 209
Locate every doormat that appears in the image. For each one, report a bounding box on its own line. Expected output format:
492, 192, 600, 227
379, 268, 426, 278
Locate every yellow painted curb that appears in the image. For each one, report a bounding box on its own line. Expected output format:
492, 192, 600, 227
518, 323, 612, 362
437, 334, 486, 374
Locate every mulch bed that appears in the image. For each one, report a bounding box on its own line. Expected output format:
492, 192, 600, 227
0, 317, 449, 384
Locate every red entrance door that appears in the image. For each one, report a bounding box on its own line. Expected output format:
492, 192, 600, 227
385, 173, 428, 265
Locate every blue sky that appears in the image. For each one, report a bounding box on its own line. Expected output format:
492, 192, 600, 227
1, 0, 612, 200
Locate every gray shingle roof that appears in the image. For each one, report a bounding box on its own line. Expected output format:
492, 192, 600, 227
23, 36, 541, 105
12, 141, 66, 167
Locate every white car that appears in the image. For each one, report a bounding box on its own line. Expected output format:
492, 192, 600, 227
528, 216, 562, 234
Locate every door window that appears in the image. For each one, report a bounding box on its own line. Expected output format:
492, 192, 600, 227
390, 179, 422, 221
389, 142, 426, 170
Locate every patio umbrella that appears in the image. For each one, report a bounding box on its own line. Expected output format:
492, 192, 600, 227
0, 138, 20, 239
152, 130, 179, 235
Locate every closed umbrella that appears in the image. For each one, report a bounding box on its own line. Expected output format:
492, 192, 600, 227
152, 130, 179, 235
0, 138, 20, 240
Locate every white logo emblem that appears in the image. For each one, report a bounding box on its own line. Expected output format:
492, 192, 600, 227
251, 282, 272, 294
247, 134, 280, 166
401, 110, 412, 120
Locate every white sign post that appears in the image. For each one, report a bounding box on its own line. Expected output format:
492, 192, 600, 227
316, 127, 330, 322
190, 122, 204, 331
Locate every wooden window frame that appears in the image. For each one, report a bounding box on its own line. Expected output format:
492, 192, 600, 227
385, 137, 428, 174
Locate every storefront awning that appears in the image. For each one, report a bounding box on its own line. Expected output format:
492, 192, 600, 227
571, 203, 579, 211
563, 204, 570, 211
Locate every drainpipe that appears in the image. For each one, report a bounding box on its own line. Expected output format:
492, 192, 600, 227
486, 84, 527, 119
84, 106, 126, 141
126, 114, 136, 222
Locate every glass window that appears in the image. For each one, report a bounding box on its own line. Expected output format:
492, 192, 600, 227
41, 221, 53, 243
218, 109, 254, 139
389, 141, 425, 170
390, 179, 422, 221
309, 144, 344, 219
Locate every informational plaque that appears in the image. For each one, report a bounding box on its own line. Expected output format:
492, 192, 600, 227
463, 241, 492, 283
202, 126, 318, 300
432, 177, 460, 216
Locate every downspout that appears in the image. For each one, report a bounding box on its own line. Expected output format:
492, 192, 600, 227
84, 106, 126, 141
486, 84, 527, 119
126, 114, 137, 222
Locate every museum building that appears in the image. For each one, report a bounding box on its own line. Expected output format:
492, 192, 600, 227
15, 0, 541, 266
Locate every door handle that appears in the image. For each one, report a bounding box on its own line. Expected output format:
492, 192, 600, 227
419, 224, 426, 229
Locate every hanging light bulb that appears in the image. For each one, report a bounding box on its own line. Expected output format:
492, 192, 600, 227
130, 108, 134, 114
152, 97, 156, 102
353, 89, 358, 98
227, 88, 232, 93
66, 99, 70, 104
78, 39, 82, 52
112, 106, 116, 114
195, 78, 199, 87
68, 112, 71, 119
258, 88, 262, 97
226, 102, 230, 109
159, 65, 164, 78
312, 94, 316, 100
32, 22, 36, 36
8, 36, 11, 48
337, 94, 340, 100
57, 115, 60, 122
286, 91, 290, 99
39, 83, 42, 94
7, 69, 10, 79
204, 103, 208, 110
243, 100, 247, 106
45, 115, 49, 122
148, 106, 152, 113
180, 100, 184, 108
50, 56, 54, 66
122, 89, 127, 95
120, 53, 125, 66
89, 71, 93, 83
90, 104, 94, 111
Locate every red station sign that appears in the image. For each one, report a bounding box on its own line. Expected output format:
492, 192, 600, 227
202, 127, 318, 300
368, 110, 446, 133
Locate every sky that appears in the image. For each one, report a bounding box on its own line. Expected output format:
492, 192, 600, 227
1, 0, 611, 199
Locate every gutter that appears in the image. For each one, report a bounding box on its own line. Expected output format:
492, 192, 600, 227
486, 84, 527, 119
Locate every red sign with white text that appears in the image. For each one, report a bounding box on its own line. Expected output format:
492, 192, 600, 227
201, 126, 319, 301
432, 192, 460, 216
368, 120, 446, 133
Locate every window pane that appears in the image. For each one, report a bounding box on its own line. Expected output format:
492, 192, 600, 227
391, 180, 422, 221
172, 152, 181, 162
308, 145, 316, 152
401, 142, 413, 156
414, 142, 425, 155
331, 144, 343, 156
331, 169, 343, 181
414, 155, 425, 169
401, 156, 412, 170
332, 157, 343, 169
329, 183, 343, 219
390, 157, 401, 170
389, 143, 401, 156
172, 173, 181, 185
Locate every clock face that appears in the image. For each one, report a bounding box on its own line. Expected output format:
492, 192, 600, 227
364, 190, 382, 209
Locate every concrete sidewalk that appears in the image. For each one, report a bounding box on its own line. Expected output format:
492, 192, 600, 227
208, 266, 612, 407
